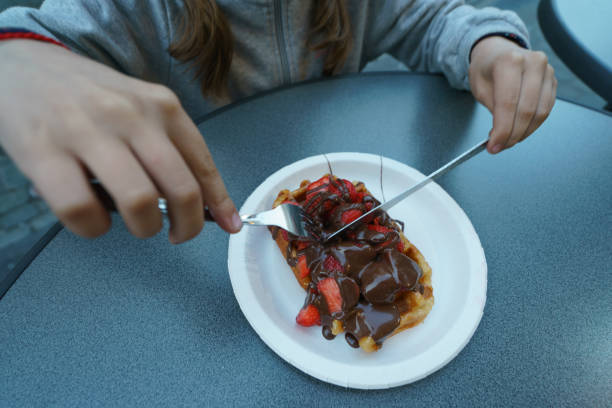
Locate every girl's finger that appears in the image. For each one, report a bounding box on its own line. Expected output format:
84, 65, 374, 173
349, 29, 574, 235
27, 151, 111, 238
488, 52, 523, 154
521, 65, 557, 141
128, 128, 205, 244
507, 52, 548, 148
78, 138, 163, 239
161, 98, 241, 234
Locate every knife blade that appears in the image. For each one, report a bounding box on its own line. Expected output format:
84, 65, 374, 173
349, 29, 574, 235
325, 138, 489, 241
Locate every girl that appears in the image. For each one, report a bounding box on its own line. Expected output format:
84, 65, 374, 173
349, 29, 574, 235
0, 0, 556, 243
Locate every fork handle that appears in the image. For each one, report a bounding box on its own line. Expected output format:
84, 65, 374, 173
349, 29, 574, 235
90, 179, 216, 222
239, 213, 266, 225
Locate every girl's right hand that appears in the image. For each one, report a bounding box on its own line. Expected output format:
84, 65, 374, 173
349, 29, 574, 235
0, 40, 242, 243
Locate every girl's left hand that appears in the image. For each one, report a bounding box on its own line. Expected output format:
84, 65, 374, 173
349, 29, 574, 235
469, 36, 557, 154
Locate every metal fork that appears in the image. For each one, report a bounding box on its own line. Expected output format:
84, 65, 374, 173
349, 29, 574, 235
90, 181, 319, 240
239, 204, 319, 239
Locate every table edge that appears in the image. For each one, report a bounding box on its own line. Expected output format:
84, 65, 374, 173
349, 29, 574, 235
538, 0, 612, 103
0, 222, 63, 300
194, 71, 611, 126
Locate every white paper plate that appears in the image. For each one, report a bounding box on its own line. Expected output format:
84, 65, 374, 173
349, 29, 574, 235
228, 153, 487, 389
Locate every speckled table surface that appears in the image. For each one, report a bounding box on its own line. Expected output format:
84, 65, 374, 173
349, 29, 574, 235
1, 73, 610, 407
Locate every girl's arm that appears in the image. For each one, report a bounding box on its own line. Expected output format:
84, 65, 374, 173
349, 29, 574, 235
362, 0, 555, 154
0, 0, 173, 85
0, 2, 242, 242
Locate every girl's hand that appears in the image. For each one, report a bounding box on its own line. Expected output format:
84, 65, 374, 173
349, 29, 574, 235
469, 36, 557, 154
0, 40, 242, 243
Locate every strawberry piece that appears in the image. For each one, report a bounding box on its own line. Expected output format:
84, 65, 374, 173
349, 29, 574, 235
396, 241, 405, 252
340, 208, 363, 225
306, 176, 331, 194
341, 179, 358, 202
320, 199, 337, 213
296, 304, 320, 326
323, 255, 343, 273
307, 176, 348, 198
304, 193, 335, 215
354, 192, 365, 203
296, 241, 311, 250
318, 278, 342, 313
280, 229, 289, 241
297, 255, 310, 278
305, 176, 354, 215
368, 224, 398, 249
367, 224, 393, 234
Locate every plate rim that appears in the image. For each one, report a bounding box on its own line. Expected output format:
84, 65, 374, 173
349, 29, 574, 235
228, 152, 487, 389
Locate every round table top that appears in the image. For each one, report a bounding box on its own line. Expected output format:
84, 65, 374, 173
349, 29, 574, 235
1, 73, 611, 406
538, 0, 612, 103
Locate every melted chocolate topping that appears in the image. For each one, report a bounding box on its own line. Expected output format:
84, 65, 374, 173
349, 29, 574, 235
322, 325, 335, 340
344, 302, 400, 342
359, 249, 421, 304
277, 176, 423, 349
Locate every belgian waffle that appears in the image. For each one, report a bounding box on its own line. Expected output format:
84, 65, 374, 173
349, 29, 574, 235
270, 175, 433, 352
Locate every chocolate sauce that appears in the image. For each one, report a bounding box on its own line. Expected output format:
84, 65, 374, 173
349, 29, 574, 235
322, 325, 335, 340
345, 333, 360, 348
337, 276, 360, 310
344, 302, 400, 342
274, 176, 423, 350
329, 243, 377, 275
359, 249, 421, 304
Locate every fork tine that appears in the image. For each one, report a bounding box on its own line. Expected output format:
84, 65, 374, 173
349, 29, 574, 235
297, 207, 321, 241
240, 203, 320, 240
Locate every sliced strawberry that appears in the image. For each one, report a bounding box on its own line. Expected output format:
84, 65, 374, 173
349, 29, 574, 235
367, 224, 398, 249
367, 224, 393, 234
318, 277, 342, 314
323, 255, 343, 273
308, 176, 350, 198
296, 241, 311, 250
303, 193, 336, 215
341, 179, 358, 202
297, 255, 310, 278
340, 208, 363, 225
306, 176, 331, 194
327, 178, 344, 195
364, 201, 374, 211
353, 192, 365, 203
320, 199, 337, 213
280, 229, 289, 241
296, 304, 320, 326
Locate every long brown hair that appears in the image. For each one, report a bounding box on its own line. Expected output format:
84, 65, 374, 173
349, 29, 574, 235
169, 0, 352, 98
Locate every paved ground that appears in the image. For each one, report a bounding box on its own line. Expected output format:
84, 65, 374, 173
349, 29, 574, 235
0, 0, 605, 279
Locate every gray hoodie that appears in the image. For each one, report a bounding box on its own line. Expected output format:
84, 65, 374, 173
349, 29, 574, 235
0, 0, 529, 119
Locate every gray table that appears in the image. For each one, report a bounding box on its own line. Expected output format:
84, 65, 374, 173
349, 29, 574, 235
538, 0, 612, 106
1, 73, 611, 407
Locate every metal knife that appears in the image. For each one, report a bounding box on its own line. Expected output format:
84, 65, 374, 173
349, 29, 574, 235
325, 138, 489, 241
